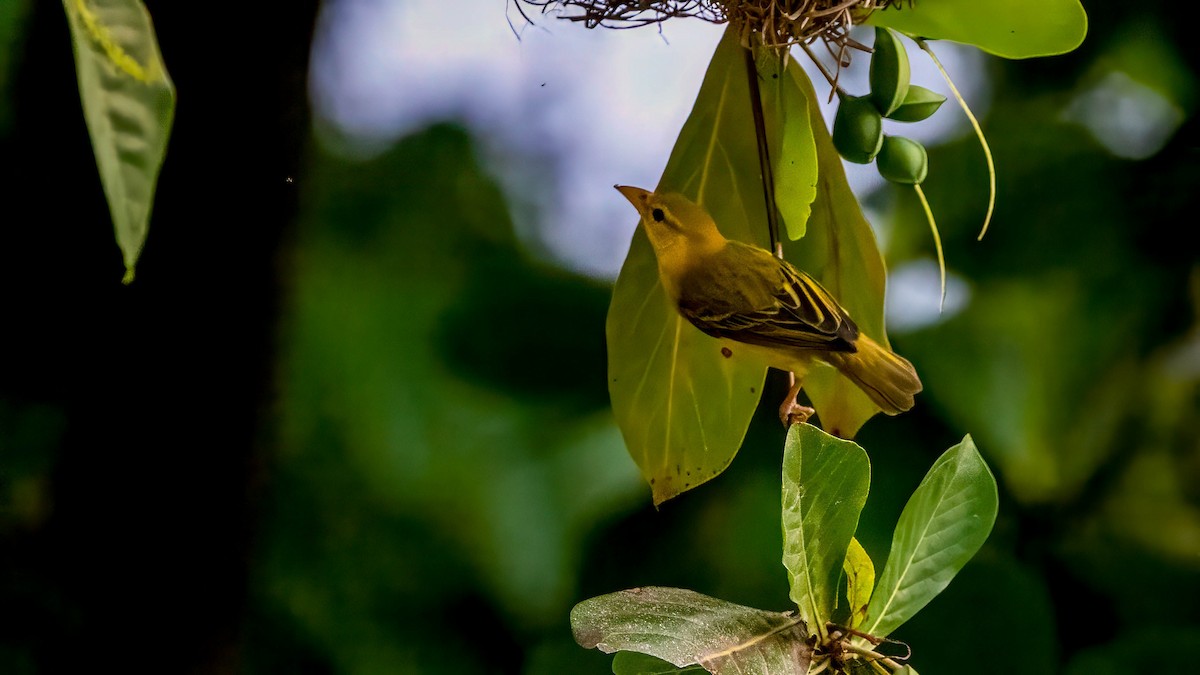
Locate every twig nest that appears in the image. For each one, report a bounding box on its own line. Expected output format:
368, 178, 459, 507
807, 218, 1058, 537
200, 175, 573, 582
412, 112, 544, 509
516, 1, 911, 53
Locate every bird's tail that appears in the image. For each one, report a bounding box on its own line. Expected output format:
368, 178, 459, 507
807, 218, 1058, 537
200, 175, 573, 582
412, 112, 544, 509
826, 334, 922, 415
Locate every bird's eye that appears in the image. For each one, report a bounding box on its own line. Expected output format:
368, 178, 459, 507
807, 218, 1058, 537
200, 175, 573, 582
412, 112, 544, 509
652, 208, 665, 222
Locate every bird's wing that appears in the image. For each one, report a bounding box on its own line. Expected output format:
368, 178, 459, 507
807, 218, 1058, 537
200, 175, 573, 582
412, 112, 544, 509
677, 242, 859, 353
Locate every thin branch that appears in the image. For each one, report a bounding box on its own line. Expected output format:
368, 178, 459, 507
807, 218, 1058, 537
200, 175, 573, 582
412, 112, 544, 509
799, 40, 846, 101
744, 44, 782, 257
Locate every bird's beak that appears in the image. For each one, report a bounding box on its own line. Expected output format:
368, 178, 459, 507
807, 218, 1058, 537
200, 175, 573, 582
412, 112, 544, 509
614, 185, 652, 216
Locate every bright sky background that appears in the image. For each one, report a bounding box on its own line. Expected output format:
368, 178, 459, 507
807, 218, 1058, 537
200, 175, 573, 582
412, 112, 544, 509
309, 0, 991, 324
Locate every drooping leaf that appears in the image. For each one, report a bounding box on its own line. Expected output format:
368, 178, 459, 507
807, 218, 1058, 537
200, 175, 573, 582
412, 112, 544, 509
869, 0, 1087, 59
573, 587, 813, 675
61, 0, 175, 282
607, 27, 817, 504
843, 537, 875, 629
781, 424, 870, 634
863, 436, 998, 637
612, 651, 706, 674
757, 50, 818, 241
783, 65, 893, 438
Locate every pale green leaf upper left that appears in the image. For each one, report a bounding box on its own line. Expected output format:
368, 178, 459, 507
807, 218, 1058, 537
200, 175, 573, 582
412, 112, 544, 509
62, 0, 175, 281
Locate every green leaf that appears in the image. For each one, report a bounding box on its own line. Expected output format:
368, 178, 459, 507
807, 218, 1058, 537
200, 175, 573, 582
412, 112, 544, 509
572, 587, 812, 674
61, 0, 175, 281
612, 651, 706, 674
843, 537, 875, 629
869, 0, 1087, 59
781, 424, 870, 634
886, 85, 947, 123
757, 50, 818, 240
863, 436, 998, 637
607, 27, 817, 504
783, 66, 893, 438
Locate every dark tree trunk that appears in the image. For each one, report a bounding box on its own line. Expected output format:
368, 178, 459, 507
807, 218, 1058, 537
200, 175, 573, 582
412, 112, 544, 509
0, 2, 318, 672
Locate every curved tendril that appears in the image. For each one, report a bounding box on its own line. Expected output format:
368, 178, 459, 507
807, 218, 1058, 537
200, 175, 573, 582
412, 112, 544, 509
917, 38, 996, 240
914, 183, 946, 312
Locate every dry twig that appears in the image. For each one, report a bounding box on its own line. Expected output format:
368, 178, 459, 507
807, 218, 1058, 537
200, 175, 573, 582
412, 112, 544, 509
514, 1, 912, 59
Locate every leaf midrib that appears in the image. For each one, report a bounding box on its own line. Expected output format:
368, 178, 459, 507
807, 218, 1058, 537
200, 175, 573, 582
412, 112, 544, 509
864, 462, 958, 635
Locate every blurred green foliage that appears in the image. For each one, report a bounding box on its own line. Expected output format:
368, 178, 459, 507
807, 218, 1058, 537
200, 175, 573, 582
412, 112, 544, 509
0, 0, 29, 134
0, 403, 61, 534
243, 126, 643, 674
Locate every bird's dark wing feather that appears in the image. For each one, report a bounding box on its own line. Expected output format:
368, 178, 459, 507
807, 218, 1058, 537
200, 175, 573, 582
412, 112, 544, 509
677, 242, 859, 353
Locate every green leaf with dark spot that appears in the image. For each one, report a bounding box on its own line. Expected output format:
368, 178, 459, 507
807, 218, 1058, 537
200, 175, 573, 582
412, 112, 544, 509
843, 537, 875, 629
573, 587, 813, 674
61, 0, 175, 281
781, 424, 870, 633
607, 28, 817, 504
869, 0, 1087, 59
863, 436, 998, 637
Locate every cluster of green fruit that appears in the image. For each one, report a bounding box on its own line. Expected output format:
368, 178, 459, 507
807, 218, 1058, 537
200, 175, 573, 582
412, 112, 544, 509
833, 27, 946, 185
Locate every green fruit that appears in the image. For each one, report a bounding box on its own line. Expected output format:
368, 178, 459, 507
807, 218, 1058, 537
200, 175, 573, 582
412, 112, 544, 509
887, 85, 947, 122
833, 95, 884, 164
877, 135, 928, 184
869, 27, 911, 116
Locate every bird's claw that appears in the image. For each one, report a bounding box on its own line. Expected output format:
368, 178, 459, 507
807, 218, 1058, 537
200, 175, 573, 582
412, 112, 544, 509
779, 401, 814, 427
779, 372, 812, 427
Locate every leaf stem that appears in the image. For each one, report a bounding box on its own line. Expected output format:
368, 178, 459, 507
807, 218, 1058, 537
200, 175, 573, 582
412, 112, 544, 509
841, 640, 906, 672
917, 38, 995, 240
743, 43, 782, 258
913, 183, 946, 312
799, 41, 848, 103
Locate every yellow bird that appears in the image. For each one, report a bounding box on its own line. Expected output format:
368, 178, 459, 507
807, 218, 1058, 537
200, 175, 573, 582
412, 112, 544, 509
616, 185, 921, 425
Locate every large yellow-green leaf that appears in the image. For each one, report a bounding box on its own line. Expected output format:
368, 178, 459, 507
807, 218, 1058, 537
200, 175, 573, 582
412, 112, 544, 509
607, 27, 818, 505
62, 0, 175, 282
869, 0, 1087, 59
783, 65, 892, 439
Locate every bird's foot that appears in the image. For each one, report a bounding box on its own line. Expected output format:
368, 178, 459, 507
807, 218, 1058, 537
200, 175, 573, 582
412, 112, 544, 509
779, 401, 815, 427
778, 373, 812, 427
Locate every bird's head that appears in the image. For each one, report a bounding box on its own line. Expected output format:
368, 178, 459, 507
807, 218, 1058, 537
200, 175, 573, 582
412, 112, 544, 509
614, 186, 724, 257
